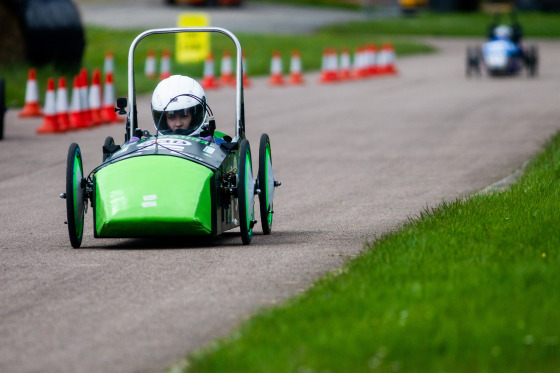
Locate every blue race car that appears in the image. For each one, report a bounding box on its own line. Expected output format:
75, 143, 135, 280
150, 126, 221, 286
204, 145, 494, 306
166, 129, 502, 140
466, 14, 538, 77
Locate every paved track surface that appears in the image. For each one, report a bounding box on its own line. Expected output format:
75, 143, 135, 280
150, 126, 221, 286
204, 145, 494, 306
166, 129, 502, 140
1, 38, 560, 371
74, 0, 367, 33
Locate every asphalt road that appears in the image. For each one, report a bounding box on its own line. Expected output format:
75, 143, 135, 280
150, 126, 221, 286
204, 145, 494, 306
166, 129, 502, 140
1, 37, 560, 371
73, 0, 368, 33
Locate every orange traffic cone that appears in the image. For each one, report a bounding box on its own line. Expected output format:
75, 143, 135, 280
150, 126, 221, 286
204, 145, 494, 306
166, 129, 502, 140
380, 43, 397, 75
269, 50, 284, 86
89, 69, 103, 126
220, 50, 234, 86
145, 49, 156, 79
69, 75, 86, 129
339, 48, 352, 80
289, 50, 304, 85
101, 72, 120, 124
241, 52, 251, 88
201, 52, 220, 90
159, 49, 171, 80
352, 47, 368, 79
104, 51, 114, 74
366, 44, 379, 77
36, 78, 59, 134
19, 68, 43, 117
319, 48, 339, 83
79, 69, 92, 127
56, 77, 70, 132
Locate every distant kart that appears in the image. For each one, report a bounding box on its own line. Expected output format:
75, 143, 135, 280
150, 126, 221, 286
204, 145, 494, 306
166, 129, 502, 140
61, 27, 280, 248
466, 16, 538, 78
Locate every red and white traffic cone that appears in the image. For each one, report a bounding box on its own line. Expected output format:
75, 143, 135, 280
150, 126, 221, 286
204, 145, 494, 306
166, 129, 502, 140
69, 75, 86, 130
319, 48, 339, 83
380, 43, 397, 75
159, 49, 171, 80
339, 47, 352, 80
201, 52, 220, 90
145, 49, 156, 79
89, 69, 103, 126
104, 50, 114, 74
289, 50, 304, 85
79, 69, 92, 128
269, 50, 284, 86
352, 46, 367, 80
36, 78, 60, 134
220, 50, 234, 86
366, 44, 379, 77
56, 77, 70, 132
101, 72, 121, 124
241, 52, 251, 88
19, 68, 43, 117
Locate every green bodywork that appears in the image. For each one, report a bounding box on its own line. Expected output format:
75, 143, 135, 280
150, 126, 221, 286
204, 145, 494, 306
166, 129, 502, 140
94, 155, 214, 237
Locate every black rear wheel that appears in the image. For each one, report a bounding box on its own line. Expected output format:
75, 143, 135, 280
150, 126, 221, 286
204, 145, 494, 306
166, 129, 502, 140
66, 143, 86, 248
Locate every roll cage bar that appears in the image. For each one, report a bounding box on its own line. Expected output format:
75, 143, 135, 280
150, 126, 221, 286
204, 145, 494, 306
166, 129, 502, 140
126, 27, 245, 142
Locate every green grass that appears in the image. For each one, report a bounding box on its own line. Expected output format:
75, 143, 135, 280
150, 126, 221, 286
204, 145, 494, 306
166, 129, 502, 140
182, 132, 560, 372
324, 11, 560, 37
1, 26, 430, 109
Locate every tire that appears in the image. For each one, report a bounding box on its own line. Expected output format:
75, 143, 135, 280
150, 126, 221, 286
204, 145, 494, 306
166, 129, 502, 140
528, 45, 538, 77
102, 136, 115, 162
66, 143, 86, 248
258, 134, 275, 235
238, 139, 255, 245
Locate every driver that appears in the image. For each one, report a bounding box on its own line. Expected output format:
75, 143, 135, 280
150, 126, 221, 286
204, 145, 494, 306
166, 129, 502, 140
151, 75, 215, 139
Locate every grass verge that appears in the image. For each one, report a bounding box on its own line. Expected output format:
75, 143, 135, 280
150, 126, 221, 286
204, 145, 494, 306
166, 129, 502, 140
1, 26, 431, 109
182, 131, 560, 372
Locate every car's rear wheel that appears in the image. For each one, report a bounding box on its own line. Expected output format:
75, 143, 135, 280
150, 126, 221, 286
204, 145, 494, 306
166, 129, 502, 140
66, 143, 86, 248
258, 133, 275, 235
238, 139, 255, 245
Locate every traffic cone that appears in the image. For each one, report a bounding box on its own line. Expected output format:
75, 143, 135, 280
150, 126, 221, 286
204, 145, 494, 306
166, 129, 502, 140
69, 75, 86, 129
104, 51, 114, 74
145, 49, 156, 79
79, 69, 92, 127
159, 49, 171, 80
289, 50, 304, 85
201, 52, 220, 90
101, 72, 120, 124
241, 52, 251, 88
380, 43, 397, 75
220, 50, 234, 86
19, 68, 42, 117
366, 44, 379, 76
352, 46, 368, 80
339, 48, 352, 80
55, 77, 70, 132
269, 50, 284, 86
319, 48, 339, 83
36, 78, 59, 134
89, 69, 103, 126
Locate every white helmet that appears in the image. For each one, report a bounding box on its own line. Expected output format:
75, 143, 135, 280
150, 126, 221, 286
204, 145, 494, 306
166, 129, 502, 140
494, 25, 512, 40
151, 75, 207, 135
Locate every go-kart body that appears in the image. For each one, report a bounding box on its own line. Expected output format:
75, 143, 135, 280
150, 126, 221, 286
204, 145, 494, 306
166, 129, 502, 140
93, 133, 237, 238
466, 17, 538, 78
481, 39, 524, 76
63, 27, 279, 247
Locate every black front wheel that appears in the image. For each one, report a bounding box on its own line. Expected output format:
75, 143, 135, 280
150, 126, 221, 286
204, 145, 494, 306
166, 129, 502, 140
238, 139, 255, 245
66, 143, 86, 248
258, 133, 276, 235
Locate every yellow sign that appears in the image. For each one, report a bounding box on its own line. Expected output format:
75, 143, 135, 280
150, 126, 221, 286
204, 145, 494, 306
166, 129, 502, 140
176, 13, 210, 63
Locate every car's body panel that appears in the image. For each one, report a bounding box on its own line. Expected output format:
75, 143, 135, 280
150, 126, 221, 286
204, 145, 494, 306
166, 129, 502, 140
94, 155, 214, 237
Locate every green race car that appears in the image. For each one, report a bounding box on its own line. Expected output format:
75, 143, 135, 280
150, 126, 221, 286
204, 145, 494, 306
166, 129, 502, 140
62, 27, 280, 248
